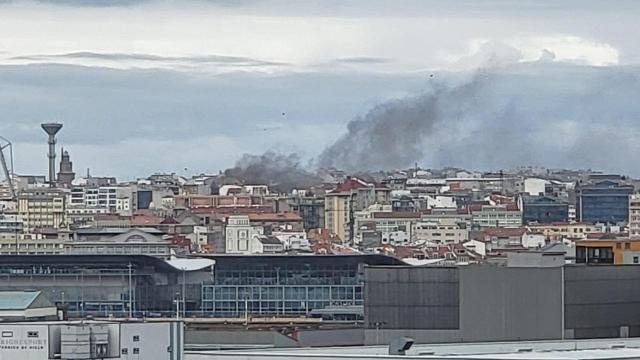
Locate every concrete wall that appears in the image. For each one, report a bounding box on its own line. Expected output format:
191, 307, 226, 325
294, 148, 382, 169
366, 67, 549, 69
365, 267, 459, 331
458, 266, 563, 342
564, 265, 640, 339
364, 266, 563, 345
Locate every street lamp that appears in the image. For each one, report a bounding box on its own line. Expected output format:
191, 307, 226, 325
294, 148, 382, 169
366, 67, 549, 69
181, 267, 187, 318
127, 262, 133, 318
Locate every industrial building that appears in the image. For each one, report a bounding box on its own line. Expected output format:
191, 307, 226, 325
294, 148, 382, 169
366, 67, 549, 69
364, 264, 640, 345
0, 319, 183, 360
0, 254, 402, 318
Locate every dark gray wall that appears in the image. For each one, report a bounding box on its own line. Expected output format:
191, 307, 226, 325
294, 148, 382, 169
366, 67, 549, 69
365, 266, 459, 330
459, 266, 563, 342
565, 265, 640, 339
364, 266, 563, 344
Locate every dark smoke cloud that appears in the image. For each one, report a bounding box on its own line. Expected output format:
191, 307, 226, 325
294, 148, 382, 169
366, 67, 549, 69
224, 151, 320, 193
319, 63, 640, 174
318, 72, 490, 171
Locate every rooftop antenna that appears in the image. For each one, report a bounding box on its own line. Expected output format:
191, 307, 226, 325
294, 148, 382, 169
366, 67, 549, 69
0, 136, 15, 199
41, 123, 63, 187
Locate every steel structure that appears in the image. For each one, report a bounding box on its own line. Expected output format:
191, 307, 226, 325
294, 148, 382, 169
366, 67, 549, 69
0, 135, 15, 199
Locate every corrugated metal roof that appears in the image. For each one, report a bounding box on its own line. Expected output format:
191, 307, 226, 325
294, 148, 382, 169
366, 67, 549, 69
0, 291, 41, 310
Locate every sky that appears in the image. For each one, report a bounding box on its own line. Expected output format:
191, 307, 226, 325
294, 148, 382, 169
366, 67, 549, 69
1, 0, 640, 179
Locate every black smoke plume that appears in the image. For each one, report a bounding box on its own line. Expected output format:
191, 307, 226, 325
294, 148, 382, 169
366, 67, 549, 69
224, 151, 321, 193
318, 72, 489, 171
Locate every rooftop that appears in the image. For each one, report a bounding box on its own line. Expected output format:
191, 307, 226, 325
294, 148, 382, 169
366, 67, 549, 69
0, 291, 46, 310
187, 338, 640, 360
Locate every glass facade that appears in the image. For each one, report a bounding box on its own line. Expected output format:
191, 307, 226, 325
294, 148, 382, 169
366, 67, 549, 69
576, 180, 634, 224
202, 262, 364, 317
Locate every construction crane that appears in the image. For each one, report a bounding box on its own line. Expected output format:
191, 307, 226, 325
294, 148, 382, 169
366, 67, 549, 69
0, 136, 15, 200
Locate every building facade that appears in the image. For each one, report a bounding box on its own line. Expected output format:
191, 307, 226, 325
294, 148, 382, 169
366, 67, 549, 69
630, 194, 640, 237
520, 195, 569, 224
324, 177, 390, 243
17, 189, 67, 233
576, 176, 634, 224
470, 205, 522, 228
225, 215, 263, 254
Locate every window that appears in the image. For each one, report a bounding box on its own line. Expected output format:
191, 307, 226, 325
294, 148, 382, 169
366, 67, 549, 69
617, 242, 622, 249
634, 257, 639, 264
626, 243, 631, 249
122, 349, 128, 355
27, 331, 39, 338
133, 348, 140, 354
133, 335, 140, 342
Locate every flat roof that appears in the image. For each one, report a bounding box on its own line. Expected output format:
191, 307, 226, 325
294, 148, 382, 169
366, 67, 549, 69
186, 338, 640, 360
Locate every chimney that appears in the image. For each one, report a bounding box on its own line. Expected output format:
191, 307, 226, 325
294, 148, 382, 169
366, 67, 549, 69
41, 123, 63, 187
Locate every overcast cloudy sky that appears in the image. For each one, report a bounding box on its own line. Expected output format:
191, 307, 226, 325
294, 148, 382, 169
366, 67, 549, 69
1, 0, 640, 179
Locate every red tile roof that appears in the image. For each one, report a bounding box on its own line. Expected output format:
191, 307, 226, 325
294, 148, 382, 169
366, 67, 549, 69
328, 177, 382, 194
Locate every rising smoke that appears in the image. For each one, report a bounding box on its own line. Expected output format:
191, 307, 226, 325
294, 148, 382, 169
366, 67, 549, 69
227, 63, 640, 182
318, 71, 490, 171
224, 151, 320, 193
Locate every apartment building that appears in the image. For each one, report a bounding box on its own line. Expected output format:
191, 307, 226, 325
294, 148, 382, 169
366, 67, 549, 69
224, 215, 264, 254
414, 218, 469, 245
471, 204, 522, 228
324, 177, 390, 242
17, 189, 67, 233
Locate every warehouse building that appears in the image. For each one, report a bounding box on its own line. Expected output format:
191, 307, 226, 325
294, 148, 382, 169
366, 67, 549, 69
364, 264, 640, 345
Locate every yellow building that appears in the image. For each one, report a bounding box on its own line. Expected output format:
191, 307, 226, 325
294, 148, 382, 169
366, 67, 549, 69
576, 238, 640, 265
527, 222, 597, 241
18, 189, 68, 234
324, 177, 390, 243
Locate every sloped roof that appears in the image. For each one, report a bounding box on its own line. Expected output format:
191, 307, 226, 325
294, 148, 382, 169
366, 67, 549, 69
0, 291, 52, 310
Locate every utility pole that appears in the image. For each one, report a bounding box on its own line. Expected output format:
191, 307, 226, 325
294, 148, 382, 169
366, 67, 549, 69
182, 267, 186, 318
127, 262, 133, 318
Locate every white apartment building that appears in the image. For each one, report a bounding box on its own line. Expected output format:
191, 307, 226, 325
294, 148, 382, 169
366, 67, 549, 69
69, 186, 133, 215
471, 205, 522, 228
414, 218, 469, 245
225, 215, 263, 254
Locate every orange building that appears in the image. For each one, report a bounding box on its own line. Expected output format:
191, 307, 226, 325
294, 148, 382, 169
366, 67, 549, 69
576, 238, 640, 265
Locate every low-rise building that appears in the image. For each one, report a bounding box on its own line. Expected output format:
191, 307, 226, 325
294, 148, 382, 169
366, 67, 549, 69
575, 237, 640, 265
414, 218, 469, 245
251, 235, 284, 254
68, 228, 173, 257
0, 290, 57, 321
470, 204, 522, 228
528, 222, 598, 242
